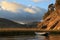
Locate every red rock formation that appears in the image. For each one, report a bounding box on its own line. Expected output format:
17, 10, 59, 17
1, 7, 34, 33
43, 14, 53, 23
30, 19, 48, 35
43, 3, 54, 19
38, 0, 60, 30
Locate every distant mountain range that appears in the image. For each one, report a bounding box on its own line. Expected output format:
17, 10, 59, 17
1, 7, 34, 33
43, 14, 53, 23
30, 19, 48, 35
0, 18, 38, 28
0, 1, 47, 24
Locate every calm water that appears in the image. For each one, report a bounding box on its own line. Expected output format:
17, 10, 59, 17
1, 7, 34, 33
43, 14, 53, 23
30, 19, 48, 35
0, 35, 60, 40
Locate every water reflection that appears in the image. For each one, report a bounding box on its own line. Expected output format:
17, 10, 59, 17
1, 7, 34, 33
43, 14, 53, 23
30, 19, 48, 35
45, 35, 60, 40
49, 35, 60, 40
0, 35, 60, 40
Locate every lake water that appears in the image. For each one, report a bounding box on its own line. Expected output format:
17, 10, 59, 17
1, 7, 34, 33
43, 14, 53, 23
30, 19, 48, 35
0, 34, 60, 40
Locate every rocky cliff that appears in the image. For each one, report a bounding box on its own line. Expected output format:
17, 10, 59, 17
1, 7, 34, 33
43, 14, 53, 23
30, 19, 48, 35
38, 0, 60, 30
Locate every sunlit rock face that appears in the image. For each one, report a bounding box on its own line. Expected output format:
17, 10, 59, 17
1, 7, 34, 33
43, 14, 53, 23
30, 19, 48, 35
55, 0, 60, 14
38, 0, 60, 30
0, 1, 47, 24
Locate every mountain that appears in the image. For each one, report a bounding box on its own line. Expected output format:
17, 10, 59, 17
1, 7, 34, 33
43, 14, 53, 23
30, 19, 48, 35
0, 18, 37, 28
0, 1, 47, 24
38, 0, 60, 30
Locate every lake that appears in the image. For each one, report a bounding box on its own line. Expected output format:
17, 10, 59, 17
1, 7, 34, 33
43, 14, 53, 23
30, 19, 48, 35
0, 34, 60, 40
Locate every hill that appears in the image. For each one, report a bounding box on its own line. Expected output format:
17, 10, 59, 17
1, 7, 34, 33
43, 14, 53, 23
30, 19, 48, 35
0, 18, 37, 28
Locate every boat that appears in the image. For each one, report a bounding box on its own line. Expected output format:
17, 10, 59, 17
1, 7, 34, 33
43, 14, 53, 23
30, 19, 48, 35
35, 32, 49, 36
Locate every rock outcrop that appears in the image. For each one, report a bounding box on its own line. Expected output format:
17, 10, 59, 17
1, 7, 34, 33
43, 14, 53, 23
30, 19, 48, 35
43, 3, 54, 19
38, 0, 60, 30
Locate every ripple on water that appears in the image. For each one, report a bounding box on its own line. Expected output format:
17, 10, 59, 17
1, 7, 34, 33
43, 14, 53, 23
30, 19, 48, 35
0, 35, 60, 40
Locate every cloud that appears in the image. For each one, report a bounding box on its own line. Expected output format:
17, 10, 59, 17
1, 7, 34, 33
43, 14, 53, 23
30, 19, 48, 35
0, 1, 47, 24
32, 0, 50, 3
24, 8, 36, 13
1, 1, 26, 12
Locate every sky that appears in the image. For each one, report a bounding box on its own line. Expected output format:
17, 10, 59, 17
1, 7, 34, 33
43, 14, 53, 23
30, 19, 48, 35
3, 0, 55, 10
0, 0, 56, 24
0, 0, 55, 10
0, 0, 47, 24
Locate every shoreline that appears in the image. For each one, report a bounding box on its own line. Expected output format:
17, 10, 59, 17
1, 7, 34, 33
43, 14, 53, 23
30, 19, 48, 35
0, 31, 60, 36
